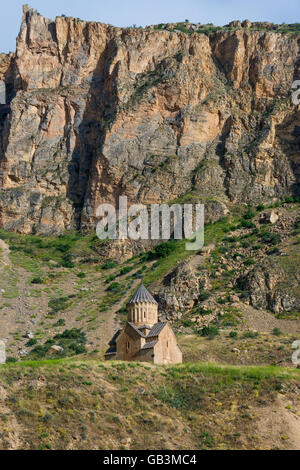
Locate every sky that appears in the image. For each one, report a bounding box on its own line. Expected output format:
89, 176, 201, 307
1, 0, 299, 53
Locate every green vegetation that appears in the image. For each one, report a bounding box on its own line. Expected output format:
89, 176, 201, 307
29, 329, 87, 359
0, 358, 298, 450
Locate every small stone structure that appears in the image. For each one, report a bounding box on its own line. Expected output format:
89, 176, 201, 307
0, 340, 6, 364
105, 285, 182, 364
0, 81, 6, 105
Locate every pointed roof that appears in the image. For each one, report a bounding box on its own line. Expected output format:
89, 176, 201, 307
128, 284, 158, 305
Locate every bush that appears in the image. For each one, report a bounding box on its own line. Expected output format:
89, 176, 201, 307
61, 253, 74, 268
77, 272, 86, 278
141, 240, 177, 261
6, 357, 17, 363
229, 331, 238, 339
31, 277, 43, 284
102, 262, 117, 270
200, 326, 219, 338
239, 219, 256, 229
256, 204, 265, 212
243, 259, 256, 266
272, 327, 283, 336
48, 296, 72, 315
30, 329, 87, 358
26, 338, 37, 347
198, 291, 211, 302
244, 207, 256, 220
182, 319, 194, 328
107, 282, 120, 292
260, 231, 281, 245
243, 331, 258, 339
118, 266, 133, 276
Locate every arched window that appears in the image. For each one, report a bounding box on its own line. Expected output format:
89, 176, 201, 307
0, 81, 6, 105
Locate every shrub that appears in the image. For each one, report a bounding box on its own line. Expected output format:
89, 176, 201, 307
107, 282, 120, 292
243, 259, 256, 266
198, 291, 210, 302
272, 327, 283, 336
256, 204, 265, 211
61, 253, 74, 268
141, 240, 177, 261
77, 272, 86, 278
239, 219, 256, 229
229, 331, 238, 339
118, 266, 133, 276
200, 326, 219, 338
31, 329, 87, 358
244, 207, 256, 220
48, 296, 72, 315
243, 331, 258, 339
26, 338, 37, 347
182, 319, 194, 328
6, 357, 17, 363
102, 262, 117, 270
31, 277, 43, 284
241, 241, 251, 248
260, 231, 281, 245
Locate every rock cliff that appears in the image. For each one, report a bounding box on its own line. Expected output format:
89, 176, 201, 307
0, 5, 299, 234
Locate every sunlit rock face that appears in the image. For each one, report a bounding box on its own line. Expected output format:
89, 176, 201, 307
0, 6, 299, 234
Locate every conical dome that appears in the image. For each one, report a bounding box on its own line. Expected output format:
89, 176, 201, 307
128, 284, 158, 305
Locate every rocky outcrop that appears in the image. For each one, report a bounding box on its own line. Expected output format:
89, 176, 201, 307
237, 261, 300, 314
156, 260, 207, 320
0, 6, 300, 234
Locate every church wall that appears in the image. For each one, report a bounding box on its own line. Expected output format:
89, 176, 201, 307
153, 325, 182, 365
116, 328, 145, 361
127, 302, 158, 326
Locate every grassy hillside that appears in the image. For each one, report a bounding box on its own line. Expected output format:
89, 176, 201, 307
0, 199, 299, 360
0, 359, 299, 450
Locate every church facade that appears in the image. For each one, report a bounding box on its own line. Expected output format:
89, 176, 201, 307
105, 285, 182, 364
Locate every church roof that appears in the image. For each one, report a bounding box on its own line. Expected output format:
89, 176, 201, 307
142, 341, 158, 350
128, 284, 158, 305
127, 322, 146, 338
109, 329, 122, 346
147, 322, 167, 338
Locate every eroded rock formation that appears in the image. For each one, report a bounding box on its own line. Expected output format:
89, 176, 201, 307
0, 5, 299, 234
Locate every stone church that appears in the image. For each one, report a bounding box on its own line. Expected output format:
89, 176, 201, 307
105, 285, 182, 364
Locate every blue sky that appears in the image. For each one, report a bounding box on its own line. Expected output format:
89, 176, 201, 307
1, 0, 299, 53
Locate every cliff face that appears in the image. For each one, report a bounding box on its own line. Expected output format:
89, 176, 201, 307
0, 5, 299, 234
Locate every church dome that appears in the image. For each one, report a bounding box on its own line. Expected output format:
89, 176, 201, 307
128, 284, 158, 305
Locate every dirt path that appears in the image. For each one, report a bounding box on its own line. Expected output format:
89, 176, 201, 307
0, 239, 11, 268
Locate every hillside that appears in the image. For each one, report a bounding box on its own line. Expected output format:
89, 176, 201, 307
0, 199, 299, 361
0, 5, 300, 452
0, 359, 299, 450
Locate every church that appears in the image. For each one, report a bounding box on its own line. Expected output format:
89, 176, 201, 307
105, 285, 182, 364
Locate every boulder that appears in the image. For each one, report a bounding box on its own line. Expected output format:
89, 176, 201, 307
261, 211, 279, 225
49, 345, 64, 354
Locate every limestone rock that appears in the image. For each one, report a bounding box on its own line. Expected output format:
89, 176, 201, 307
0, 8, 299, 234
261, 211, 279, 225
49, 345, 64, 353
